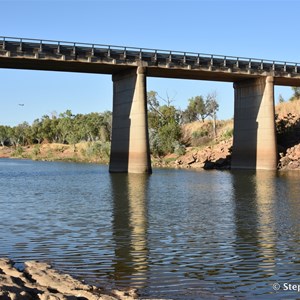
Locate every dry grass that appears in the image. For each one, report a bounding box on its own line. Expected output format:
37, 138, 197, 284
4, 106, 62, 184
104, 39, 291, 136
276, 99, 300, 118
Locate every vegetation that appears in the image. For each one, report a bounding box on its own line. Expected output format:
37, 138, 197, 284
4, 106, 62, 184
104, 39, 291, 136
147, 91, 183, 156
0, 90, 222, 162
0, 110, 112, 147
2, 87, 300, 170
181, 93, 219, 124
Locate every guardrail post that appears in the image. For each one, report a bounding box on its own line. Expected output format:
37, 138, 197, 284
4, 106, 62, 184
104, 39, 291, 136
73, 43, 76, 56
153, 50, 157, 62
19, 39, 22, 52
168, 51, 172, 63
196, 54, 200, 65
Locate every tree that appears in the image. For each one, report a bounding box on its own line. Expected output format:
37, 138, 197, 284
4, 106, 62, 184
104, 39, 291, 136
190, 96, 206, 122
147, 91, 182, 156
31, 119, 44, 144
205, 92, 219, 139
290, 87, 300, 101
0, 126, 10, 146
278, 94, 285, 103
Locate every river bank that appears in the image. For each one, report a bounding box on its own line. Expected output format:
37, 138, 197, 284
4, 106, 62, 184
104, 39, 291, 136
0, 258, 139, 300
1, 138, 300, 171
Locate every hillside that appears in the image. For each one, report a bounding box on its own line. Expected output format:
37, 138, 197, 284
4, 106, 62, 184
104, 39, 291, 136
156, 99, 300, 170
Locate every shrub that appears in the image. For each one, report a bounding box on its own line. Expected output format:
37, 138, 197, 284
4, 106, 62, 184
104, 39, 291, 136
11, 145, 24, 157
222, 128, 233, 139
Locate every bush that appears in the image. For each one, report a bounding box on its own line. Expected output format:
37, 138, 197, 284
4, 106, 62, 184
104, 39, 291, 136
32, 144, 41, 156
11, 145, 24, 157
222, 128, 233, 139
85, 141, 111, 162
190, 129, 211, 147
173, 141, 186, 156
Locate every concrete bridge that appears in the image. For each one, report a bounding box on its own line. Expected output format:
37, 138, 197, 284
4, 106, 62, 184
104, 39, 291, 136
1, 36, 300, 173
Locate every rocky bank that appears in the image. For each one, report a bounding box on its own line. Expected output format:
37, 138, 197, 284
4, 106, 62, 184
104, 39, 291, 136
278, 143, 300, 170
0, 258, 138, 300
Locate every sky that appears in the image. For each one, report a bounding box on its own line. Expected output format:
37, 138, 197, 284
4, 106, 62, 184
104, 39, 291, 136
0, 0, 299, 126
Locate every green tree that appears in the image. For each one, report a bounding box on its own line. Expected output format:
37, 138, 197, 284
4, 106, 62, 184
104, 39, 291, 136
189, 96, 206, 122
0, 125, 10, 146
278, 94, 285, 103
205, 92, 219, 139
147, 91, 182, 156
31, 119, 44, 144
10, 122, 31, 146
290, 87, 300, 101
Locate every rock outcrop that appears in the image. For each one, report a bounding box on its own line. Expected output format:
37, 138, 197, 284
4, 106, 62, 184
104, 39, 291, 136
0, 258, 138, 300
278, 144, 300, 170
174, 138, 232, 170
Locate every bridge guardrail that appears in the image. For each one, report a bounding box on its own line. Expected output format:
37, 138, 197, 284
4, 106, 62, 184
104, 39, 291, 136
0, 36, 298, 73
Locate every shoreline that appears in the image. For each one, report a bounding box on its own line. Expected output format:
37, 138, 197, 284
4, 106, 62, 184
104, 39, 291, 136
1, 141, 300, 171
0, 257, 139, 300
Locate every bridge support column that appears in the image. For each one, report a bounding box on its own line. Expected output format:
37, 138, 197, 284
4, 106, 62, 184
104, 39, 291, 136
109, 67, 152, 173
232, 76, 277, 170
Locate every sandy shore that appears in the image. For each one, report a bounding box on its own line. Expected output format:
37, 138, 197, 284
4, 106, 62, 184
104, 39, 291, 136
0, 258, 139, 300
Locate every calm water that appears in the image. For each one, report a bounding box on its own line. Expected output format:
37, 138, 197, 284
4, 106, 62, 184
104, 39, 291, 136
1, 158, 300, 299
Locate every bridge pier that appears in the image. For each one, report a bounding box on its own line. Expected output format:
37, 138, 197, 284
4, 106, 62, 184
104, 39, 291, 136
232, 76, 277, 170
109, 67, 152, 174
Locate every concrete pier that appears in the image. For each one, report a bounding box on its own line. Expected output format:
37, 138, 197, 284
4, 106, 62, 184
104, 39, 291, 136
109, 67, 152, 173
232, 76, 277, 170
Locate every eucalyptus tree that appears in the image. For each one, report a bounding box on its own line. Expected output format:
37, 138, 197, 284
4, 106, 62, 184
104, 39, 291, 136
0, 125, 10, 146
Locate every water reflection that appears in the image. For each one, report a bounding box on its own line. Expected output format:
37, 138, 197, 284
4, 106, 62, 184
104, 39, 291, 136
2, 159, 300, 299
110, 173, 149, 288
232, 170, 277, 296
255, 171, 277, 278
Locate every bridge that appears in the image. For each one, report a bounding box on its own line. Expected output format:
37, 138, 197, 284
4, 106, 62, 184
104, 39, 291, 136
1, 36, 300, 173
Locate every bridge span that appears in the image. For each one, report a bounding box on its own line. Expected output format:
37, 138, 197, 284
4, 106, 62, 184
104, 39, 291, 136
1, 36, 299, 172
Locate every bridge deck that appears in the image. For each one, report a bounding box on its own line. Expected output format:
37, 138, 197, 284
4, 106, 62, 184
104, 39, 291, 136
0, 36, 300, 86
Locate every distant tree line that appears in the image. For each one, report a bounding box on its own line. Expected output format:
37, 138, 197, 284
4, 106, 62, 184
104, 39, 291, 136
0, 91, 220, 157
0, 110, 112, 147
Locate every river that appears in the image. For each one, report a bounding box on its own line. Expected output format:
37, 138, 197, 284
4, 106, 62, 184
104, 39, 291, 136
0, 158, 300, 299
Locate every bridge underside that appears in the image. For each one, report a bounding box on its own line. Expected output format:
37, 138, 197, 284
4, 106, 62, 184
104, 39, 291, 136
1, 56, 300, 87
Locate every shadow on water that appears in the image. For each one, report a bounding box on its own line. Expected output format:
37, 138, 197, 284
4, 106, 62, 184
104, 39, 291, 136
110, 173, 150, 288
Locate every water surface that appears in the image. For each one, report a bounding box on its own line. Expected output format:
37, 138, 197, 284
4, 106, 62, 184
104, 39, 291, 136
0, 158, 300, 299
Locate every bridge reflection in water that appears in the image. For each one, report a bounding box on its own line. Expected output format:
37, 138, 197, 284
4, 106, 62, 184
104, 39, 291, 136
1, 159, 300, 298
110, 174, 149, 288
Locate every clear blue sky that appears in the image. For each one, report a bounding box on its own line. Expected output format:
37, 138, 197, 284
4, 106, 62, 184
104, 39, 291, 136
0, 0, 298, 126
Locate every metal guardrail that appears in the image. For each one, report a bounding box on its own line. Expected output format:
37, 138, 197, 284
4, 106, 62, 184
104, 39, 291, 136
0, 36, 299, 72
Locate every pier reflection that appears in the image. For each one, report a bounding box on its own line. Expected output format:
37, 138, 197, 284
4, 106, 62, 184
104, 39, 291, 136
110, 173, 149, 288
232, 170, 277, 292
